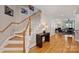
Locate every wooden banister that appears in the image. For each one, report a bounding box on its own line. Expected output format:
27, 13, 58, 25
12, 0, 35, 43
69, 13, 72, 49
0, 10, 41, 33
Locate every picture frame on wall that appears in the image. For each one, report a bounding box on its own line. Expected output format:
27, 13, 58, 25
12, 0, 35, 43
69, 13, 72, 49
28, 5, 34, 11
5, 5, 14, 17
21, 8, 28, 14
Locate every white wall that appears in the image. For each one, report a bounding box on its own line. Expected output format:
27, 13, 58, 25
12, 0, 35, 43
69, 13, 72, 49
75, 14, 79, 30
30, 12, 41, 48
0, 5, 29, 31
0, 5, 16, 45
34, 5, 79, 36
75, 14, 79, 41
0, 5, 15, 30
40, 12, 61, 36
0, 5, 36, 31
14, 6, 29, 22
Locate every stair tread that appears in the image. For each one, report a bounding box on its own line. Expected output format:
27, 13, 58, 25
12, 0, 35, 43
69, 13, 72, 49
2, 50, 23, 53
9, 39, 23, 41
3, 48, 23, 51
10, 36, 23, 40
5, 44, 23, 48
16, 32, 24, 36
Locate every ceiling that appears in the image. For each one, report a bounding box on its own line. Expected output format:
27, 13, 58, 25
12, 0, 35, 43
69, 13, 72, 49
34, 5, 79, 19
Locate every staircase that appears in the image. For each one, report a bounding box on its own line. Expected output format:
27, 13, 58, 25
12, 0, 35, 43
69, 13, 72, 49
2, 33, 24, 53
0, 8, 41, 53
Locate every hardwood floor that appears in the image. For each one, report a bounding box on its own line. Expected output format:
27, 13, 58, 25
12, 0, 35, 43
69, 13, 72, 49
29, 33, 79, 53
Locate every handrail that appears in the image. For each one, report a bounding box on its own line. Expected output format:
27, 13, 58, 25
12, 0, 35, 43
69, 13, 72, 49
0, 10, 41, 33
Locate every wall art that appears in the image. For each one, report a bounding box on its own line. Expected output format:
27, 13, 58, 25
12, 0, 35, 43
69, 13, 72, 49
21, 8, 28, 14
5, 6, 14, 16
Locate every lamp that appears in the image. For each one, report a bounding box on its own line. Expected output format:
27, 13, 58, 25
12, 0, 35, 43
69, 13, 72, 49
42, 22, 48, 33
38, 21, 48, 33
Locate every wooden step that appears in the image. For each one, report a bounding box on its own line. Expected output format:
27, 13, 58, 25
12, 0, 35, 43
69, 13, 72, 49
10, 36, 23, 40
2, 50, 23, 53
15, 32, 24, 37
5, 44, 23, 48
3, 48, 23, 51
15, 35, 24, 38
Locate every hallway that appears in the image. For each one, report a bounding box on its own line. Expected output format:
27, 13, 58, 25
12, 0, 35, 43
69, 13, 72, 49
0, 5, 79, 53
29, 34, 79, 53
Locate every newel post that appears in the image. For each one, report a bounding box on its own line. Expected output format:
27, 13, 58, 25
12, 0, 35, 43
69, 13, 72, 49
29, 16, 32, 36
23, 31, 26, 53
